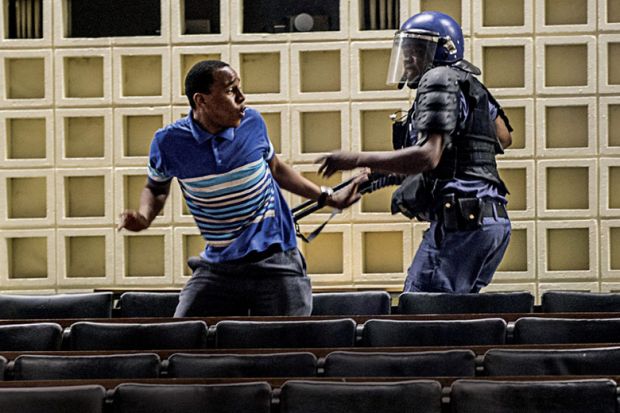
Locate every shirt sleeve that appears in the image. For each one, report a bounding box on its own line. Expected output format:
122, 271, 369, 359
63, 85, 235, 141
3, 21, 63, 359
147, 135, 173, 184
488, 100, 499, 119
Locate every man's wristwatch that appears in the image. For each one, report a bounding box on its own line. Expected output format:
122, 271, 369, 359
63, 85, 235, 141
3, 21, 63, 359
316, 185, 334, 208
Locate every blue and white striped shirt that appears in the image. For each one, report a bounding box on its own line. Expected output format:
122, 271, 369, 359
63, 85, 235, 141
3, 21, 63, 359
147, 108, 297, 263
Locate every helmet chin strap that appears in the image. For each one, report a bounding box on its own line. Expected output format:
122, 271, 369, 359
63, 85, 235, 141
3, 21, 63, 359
398, 69, 428, 89
397, 75, 407, 90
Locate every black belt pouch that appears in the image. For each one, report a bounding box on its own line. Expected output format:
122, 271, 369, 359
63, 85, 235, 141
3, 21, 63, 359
441, 194, 459, 231
458, 198, 483, 230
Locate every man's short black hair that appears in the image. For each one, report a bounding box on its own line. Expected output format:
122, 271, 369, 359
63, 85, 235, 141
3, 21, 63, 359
185, 60, 230, 109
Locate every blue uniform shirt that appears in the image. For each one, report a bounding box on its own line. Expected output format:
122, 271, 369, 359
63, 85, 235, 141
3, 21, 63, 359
147, 108, 297, 263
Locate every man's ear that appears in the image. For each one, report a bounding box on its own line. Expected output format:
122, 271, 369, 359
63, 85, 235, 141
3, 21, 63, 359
193, 92, 206, 107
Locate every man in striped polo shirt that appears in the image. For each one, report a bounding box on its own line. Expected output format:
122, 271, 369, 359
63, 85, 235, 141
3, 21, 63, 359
118, 60, 365, 316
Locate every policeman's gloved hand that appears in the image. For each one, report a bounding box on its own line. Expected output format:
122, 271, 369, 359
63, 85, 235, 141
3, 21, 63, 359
316, 151, 361, 178
325, 172, 369, 210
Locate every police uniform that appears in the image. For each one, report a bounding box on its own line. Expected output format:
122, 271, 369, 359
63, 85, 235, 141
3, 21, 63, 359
400, 65, 511, 293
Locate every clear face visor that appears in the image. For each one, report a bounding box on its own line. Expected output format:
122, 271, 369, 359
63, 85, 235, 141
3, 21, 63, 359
387, 31, 438, 88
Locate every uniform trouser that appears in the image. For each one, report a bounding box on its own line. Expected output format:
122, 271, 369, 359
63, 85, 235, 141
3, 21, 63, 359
403, 213, 511, 293
174, 248, 312, 317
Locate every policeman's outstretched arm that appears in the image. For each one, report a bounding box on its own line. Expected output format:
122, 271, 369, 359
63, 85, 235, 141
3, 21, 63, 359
269, 153, 368, 210
118, 180, 171, 232
317, 132, 444, 178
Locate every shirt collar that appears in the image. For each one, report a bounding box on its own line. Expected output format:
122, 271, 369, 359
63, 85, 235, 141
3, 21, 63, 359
187, 110, 235, 144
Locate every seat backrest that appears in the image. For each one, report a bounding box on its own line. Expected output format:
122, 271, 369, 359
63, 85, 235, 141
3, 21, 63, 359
483, 346, 620, 376
0, 356, 6, 380
311, 292, 391, 315
323, 350, 476, 377
280, 380, 442, 413
68, 321, 208, 350
450, 379, 618, 413
215, 319, 356, 348
0, 385, 106, 413
398, 292, 534, 314
13, 353, 161, 380
0, 293, 113, 319
513, 317, 620, 344
0, 323, 63, 351
361, 319, 506, 347
542, 291, 620, 313
118, 292, 180, 318
167, 352, 317, 378
113, 382, 272, 413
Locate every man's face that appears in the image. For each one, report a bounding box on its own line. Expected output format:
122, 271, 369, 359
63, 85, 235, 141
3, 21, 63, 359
194, 66, 246, 133
402, 39, 435, 80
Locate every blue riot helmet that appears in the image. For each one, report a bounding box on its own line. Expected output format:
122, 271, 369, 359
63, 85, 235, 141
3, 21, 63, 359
387, 11, 479, 89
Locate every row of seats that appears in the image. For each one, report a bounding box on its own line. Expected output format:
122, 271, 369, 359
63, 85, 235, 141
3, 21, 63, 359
4, 317, 620, 351
1, 378, 618, 413
2, 347, 620, 380
3, 290, 620, 319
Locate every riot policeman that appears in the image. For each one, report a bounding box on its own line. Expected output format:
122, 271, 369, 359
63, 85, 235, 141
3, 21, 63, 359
317, 11, 512, 293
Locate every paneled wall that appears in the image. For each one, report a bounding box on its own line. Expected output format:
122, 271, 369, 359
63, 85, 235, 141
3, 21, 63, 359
0, 0, 618, 302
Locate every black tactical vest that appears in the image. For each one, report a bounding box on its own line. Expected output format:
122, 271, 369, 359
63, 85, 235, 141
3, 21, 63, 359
426, 67, 508, 195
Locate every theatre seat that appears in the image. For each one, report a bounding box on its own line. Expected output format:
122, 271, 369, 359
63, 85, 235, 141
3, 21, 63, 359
118, 292, 180, 318
483, 347, 620, 376
450, 379, 618, 413
167, 352, 317, 378
67, 321, 208, 350
397, 292, 534, 314
512, 317, 620, 344
12, 353, 161, 380
0, 385, 106, 413
113, 382, 271, 413
0, 323, 63, 351
323, 350, 476, 377
280, 380, 442, 413
311, 291, 391, 315
214, 319, 356, 348
360, 318, 506, 347
0, 356, 6, 380
541, 291, 620, 313
0, 293, 113, 319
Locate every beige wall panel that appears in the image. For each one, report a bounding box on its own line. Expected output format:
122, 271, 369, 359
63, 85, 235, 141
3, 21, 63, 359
54, 48, 112, 106
56, 228, 114, 287
115, 228, 173, 285
535, 0, 596, 33
55, 108, 112, 168
600, 219, 620, 281
535, 97, 597, 158
298, 224, 353, 285
473, 38, 534, 97
55, 168, 113, 226
536, 159, 597, 219
0, 50, 53, 107
537, 220, 598, 282
231, 43, 289, 102
0, 109, 53, 169
0, 229, 56, 289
